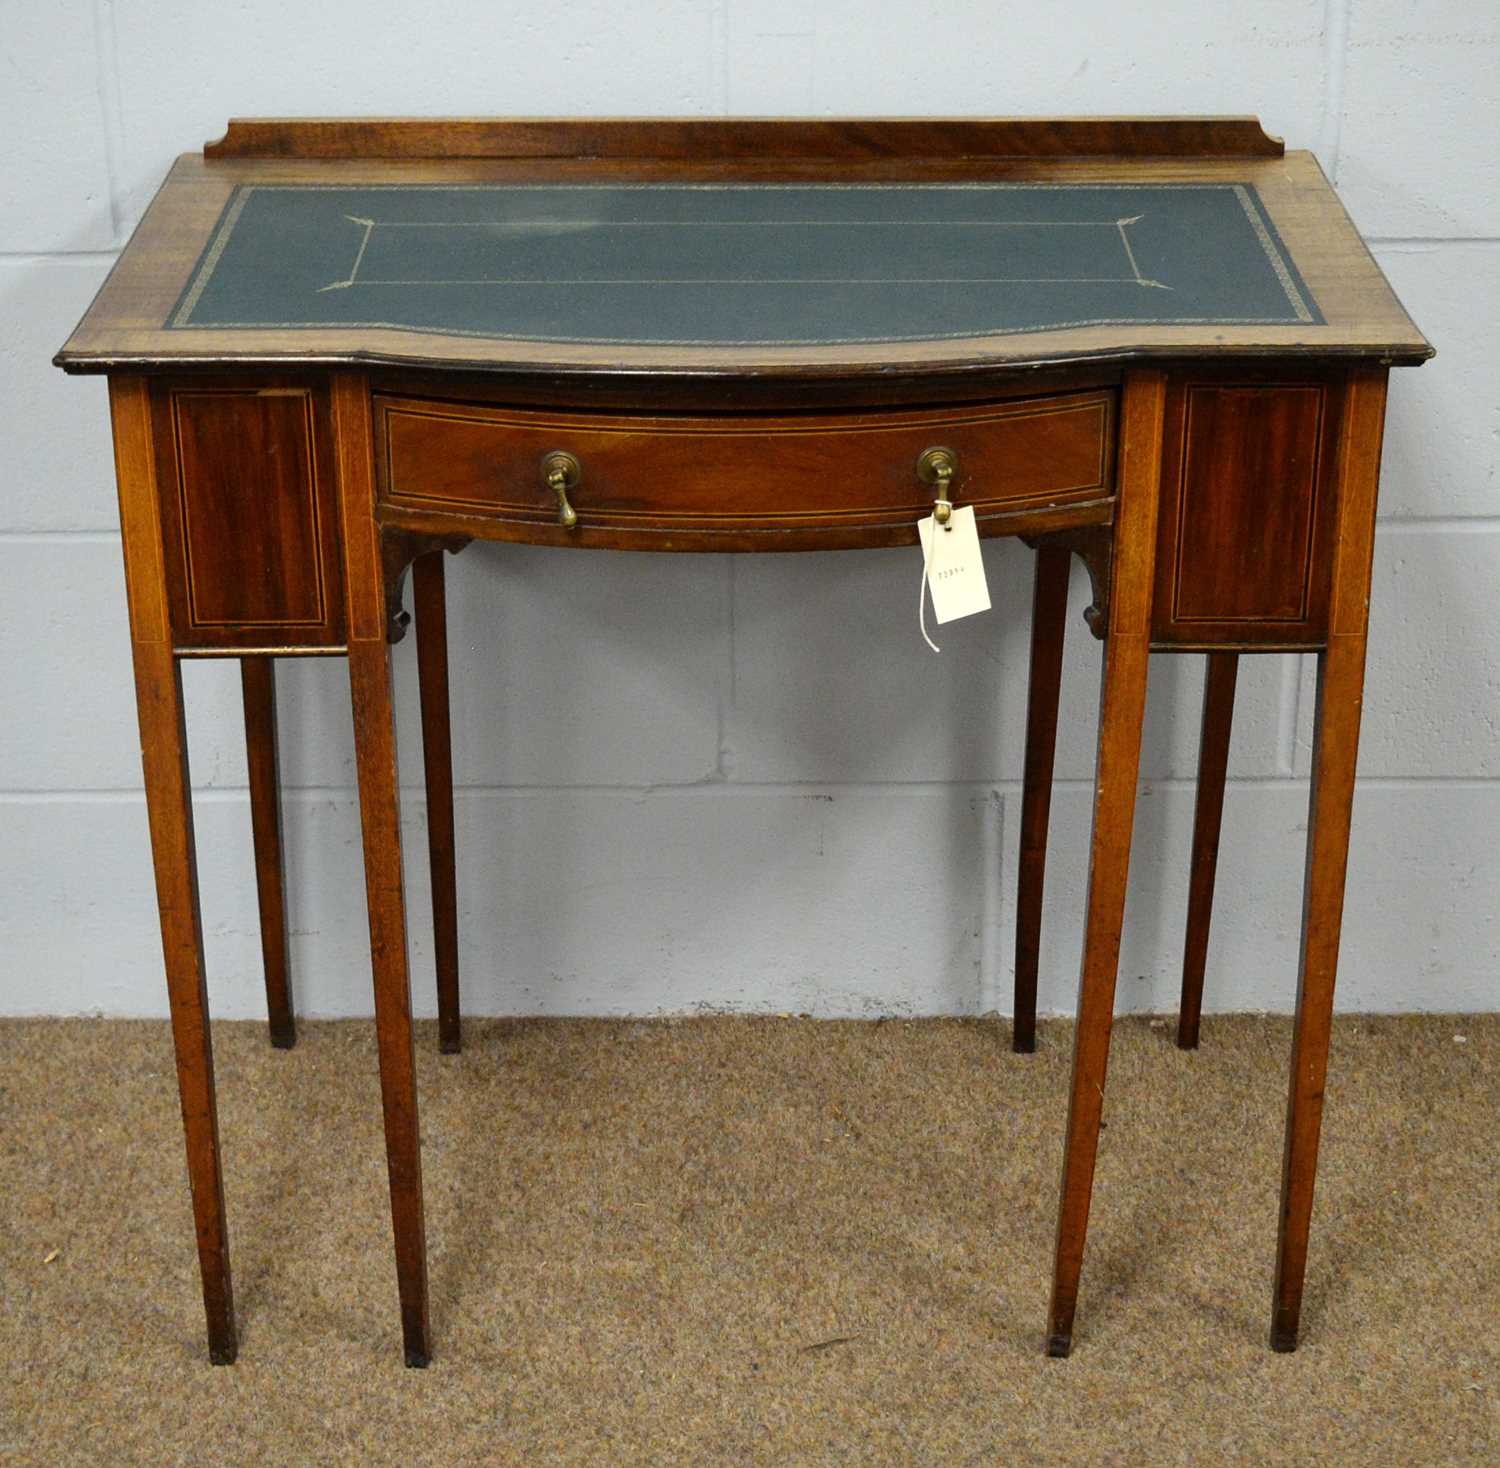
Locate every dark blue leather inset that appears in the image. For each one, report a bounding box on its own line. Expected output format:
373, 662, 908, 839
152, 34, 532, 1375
170, 182, 1321, 344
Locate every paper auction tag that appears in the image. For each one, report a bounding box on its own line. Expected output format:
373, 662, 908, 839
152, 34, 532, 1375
918, 505, 991, 624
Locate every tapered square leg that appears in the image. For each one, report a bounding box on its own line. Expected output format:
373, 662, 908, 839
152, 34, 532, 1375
241, 658, 295, 1049
348, 636, 432, 1366
1013, 544, 1071, 1054
136, 642, 239, 1364
110, 377, 237, 1364
1272, 640, 1367, 1350
1271, 366, 1388, 1353
333, 374, 431, 1367
413, 552, 461, 1055
1046, 369, 1165, 1357
1177, 651, 1237, 1051
1046, 629, 1153, 1356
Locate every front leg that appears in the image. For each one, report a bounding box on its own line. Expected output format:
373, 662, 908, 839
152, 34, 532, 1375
1045, 368, 1165, 1356
1271, 366, 1388, 1351
111, 378, 237, 1363
333, 374, 431, 1366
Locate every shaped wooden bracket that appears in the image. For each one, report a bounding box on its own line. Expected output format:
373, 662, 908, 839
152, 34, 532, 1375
1023, 525, 1113, 640
380, 529, 472, 643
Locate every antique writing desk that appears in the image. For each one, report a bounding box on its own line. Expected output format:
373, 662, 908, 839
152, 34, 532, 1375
55, 118, 1430, 1367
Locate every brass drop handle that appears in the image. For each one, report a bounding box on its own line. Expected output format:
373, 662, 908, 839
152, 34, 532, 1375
542, 450, 580, 529
916, 446, 958, 527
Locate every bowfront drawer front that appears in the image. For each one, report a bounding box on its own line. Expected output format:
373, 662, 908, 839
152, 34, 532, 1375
373, 390, 1115, 549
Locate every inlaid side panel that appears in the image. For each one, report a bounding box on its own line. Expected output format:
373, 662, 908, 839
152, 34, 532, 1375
151, 380, 345, 651
1152, 371, 1344, 648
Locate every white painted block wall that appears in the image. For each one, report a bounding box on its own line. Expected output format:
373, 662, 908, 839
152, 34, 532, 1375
2, 1, 1496, 1020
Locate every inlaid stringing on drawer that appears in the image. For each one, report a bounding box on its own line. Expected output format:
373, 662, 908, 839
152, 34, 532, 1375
373, 389, 1116, 539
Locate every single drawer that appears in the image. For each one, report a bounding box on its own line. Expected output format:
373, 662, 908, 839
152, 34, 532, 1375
373, 389, 1115, 548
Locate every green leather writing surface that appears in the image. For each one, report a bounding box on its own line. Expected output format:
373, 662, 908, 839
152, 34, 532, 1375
171, 183, 1321, 345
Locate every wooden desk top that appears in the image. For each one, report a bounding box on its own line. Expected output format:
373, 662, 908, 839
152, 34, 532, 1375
56, 117, 1430, 381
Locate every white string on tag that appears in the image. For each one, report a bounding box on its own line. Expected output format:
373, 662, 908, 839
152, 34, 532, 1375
919, 518, 942, 653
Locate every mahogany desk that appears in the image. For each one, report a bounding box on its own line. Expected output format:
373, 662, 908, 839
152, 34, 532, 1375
55, 117, 1431, 1367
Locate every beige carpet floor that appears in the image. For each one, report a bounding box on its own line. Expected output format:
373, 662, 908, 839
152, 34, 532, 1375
1, 1013, 1496, 1466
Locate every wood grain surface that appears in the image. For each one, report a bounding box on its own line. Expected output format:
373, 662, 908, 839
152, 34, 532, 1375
56, 129, 1428, 376
412, 552, 461, 1055
1271, 365, 1389, 1352
241, 657, 295, 1049
1046, 367, 1167, 1357
205, 116, 1287, 161
375, 389, 1114, 545
1177, 651, 1239, 1050
332, 372, 431, 1367
109, 375, 238, 1364
1012, 544, 1073, 1055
